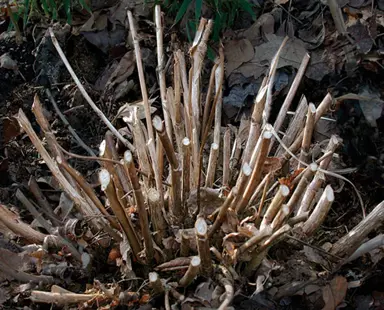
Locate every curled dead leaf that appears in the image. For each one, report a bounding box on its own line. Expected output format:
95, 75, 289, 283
321, 276, 348, 310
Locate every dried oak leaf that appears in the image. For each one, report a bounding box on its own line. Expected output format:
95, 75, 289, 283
224, 38, 254, 76
321, 276, 348, 310
234, 35, 308, 80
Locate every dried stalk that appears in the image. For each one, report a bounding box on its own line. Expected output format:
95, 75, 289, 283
127, 112, 153, 185
236, 128, 273, 214
155, 5, 172, 139
201, 62, 219, 138
0, 258, 53, 284
179, 256, 201, 287
30, 291, 98, 304
223, 129, 231, 190
243, 77, 267, 165
99, 169, 142, 261
230, 163, 252, 211
45, 88, 96, 157
331, 200, 384, 258
104, 132, 130, 200
346, 234, 384, 263
297, 135, 341, 216
172, 58, 185, 153
182, 137, 191, 206
235, 227, 273, 261
16, 189, 54, 233
208, 188, 237, 238
190, 19, 213, 138
180, 230, 190, 257
48, 28, 134, 151
128, 10, 163, 201
153, 116, 182, 220
176, 50, 191, 140
260, 185, 290, 230
298, 103, 316, 167
28, 176, 61, 226
149, 272, 165, 294
263, 37, 289, 125
205, 143, 219, 187
195, 217, 213, 276
147, 188, 167, 246
213, 54, 224, 147
17, 109, 100, 230
58, 157, 120, 230
123, 151, 154, 263
246, 224, 291, 272
272, 163, 318, 229
302, 185, 335, 236
280, 93, 333, 162
275, 95, 308, 157
0, 203, 46, 244
296, 172, 326, 216
271, 53, 310, 151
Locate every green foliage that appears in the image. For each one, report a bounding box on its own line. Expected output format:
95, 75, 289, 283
160, 0, 257, 60
164, 0, 257, 41
7, 0, 92, 32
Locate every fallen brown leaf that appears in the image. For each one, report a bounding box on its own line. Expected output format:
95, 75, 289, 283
322, 276, 348, 310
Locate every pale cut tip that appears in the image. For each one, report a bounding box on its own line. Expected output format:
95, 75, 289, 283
309, 162, 318, 172
242, 163, 252, 176
195, 217, 208, 236
124, 150, 133, 163
149, 272, 159, 282
324, 185, 334, 202
99, 169, 110, 190
152, 115, 163, 131
309, 103, 316, 113
99, 140, 106, 156
211, 143, 219, 150
191, 256, 201, 266
182, 137, 190, 146
280, 184, 290, 196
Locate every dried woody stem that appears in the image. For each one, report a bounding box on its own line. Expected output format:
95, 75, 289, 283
222, 129, 231, 191
0, 203, 46, 244
260, 185, 290, 230
179, 256, 201, 287
48, 28, 134, 152
208, 188, 238, 238
58, 158, 120, 231
195, 217, 213, 276
272, 163, 318, 229
45, 88, 96, 157
128, 10, 163, 202
236, 126, 273, 214
155, 5, 173, 139
270, 53, 310, 151
302, 185, 335, 236
123, 151, 154, 263
149, 272, 165, 294
147, 188, 167, 246
172, 57, 185, 153
99, 169, 142, 261
297, 135, 342, 216
298, 103, 316, 167
17, 109, 101, 231
182, 137, 191, 207
153, 116, 182, 222
28, 176, 61, 226
205, 143, 219, 187
242, 77, 267, 165
331, 200, 384, 259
